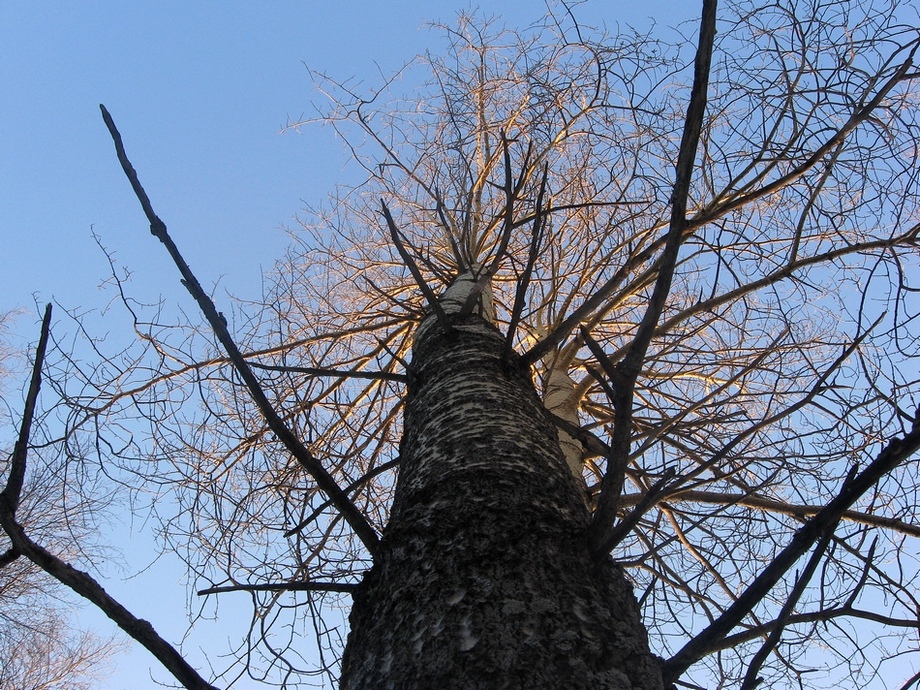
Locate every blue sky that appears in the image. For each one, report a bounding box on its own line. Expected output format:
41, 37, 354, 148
0, 2, 695, 688
1, 1, 677, 320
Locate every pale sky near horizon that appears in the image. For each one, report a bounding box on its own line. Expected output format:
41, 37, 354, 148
9, 2, 895, 689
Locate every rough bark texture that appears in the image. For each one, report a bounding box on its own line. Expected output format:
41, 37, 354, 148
341, 310, 663, 689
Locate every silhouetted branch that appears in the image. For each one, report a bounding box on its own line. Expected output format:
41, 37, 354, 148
0, 303, 219, 690
712, 604, 918, 653
0, 547, 19, 568
695, 42, 919, 223
619, 489, 920, 538
0, 518, 220, 690
197, 581, 358, 596
663, 425, 920, 685
504, 164, 548, 361
284, 457, 401, 538
596, 468, 676, 555
588, 0, 718, 555
1, 304, 52, 517
100, 104, 380, 556
739, 468, 847, 689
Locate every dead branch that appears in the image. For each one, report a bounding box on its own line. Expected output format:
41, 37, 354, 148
100, 104, 380, 555
197, 581, 358, 596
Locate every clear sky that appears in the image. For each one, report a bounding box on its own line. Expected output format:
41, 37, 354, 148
0, 2, 695, 688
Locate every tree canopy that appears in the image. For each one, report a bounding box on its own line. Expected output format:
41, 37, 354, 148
3, 1, 920, 688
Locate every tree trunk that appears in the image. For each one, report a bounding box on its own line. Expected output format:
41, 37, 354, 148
341, 289, 663, 689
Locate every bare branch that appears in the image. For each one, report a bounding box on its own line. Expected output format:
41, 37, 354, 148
197, 581, 358, 596
1, 304, 52, 516
284, 458, 400, 538
381, 200, 451, 332
588, 0, 718, 555
100, 104, 380, 555
663, 425, 920, 684
504, 165, 548, 361
697, 41, 919, 223
247, 361, 408, 383
0, 517, 219, 690
0, 303, 218, 690
739, 469, 848, 690
619, 489, 920, 539
714, 604, 919, 653
460, 132, 518, 316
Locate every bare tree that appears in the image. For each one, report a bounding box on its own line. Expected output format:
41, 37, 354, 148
4, 0, 920, 688
0, 607, 119, 690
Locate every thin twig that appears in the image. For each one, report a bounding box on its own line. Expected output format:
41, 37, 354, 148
713, 602, 918, 653
662, 425, 920, 684
696, 43, 918, 223
284, 457, 401, 538
619, 490, 920, 538
0, 304, 219, 690
0, 517, 220, 690
738, 467, 852, 689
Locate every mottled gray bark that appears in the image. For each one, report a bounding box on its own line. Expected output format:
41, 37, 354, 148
341, 302, 663, 689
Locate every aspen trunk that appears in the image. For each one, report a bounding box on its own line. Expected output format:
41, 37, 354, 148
341, 288, 663, 689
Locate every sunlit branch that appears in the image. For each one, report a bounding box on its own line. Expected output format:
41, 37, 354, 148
519, 244, 660, 367
460, 132, 517, 316
434, 188, 466, 269
248, 361, 408, 383
526, 47, 919, 371
672, 312, 885, 490
100, 104, 380, 556
616, 489, 920, 538
74, 318, 406, 419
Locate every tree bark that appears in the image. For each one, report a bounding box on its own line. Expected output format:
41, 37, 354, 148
341, 300, 663, 689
